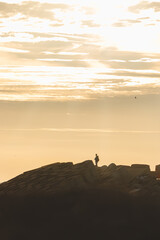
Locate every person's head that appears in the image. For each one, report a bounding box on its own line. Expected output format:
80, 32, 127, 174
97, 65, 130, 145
95, 154, 97, 156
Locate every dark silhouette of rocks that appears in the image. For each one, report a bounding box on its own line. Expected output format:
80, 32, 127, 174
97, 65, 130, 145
0, 161, 98, 195
155, 164, 160, 178
1, 160, 160, 240
0, 160, 159, 196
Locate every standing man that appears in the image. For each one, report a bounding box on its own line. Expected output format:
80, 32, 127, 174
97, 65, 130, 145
94, 154, 99, 167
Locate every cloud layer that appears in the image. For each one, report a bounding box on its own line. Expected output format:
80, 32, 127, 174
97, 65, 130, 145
129, 1, 160, 13
0, 1, 70, 20
0, 0, 159, 101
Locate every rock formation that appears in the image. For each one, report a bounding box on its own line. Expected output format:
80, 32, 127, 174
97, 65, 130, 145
0, 160, 160, 240
0, 160, 160, 196
155, 164, 160, 178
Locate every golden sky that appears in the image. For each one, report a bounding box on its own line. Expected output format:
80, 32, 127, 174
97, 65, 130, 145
0, 0, 160, 181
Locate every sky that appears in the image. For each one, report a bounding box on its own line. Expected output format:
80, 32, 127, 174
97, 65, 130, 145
0, 0, 160, 181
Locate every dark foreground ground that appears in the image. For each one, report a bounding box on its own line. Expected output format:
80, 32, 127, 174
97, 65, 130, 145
0, 188, 160, 240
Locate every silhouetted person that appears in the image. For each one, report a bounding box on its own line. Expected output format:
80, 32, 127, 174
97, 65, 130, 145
94, 154, 99, 166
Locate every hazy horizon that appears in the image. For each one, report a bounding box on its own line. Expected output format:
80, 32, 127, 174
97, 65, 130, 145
0, 0, 160, 181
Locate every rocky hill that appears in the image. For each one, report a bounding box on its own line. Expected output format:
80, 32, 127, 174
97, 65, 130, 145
1, 160, 160, 240
0, 160, 159, 196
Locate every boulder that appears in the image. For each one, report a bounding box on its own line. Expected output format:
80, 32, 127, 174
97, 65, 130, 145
155, 165, 160, 178
115, 165, 132, 183
73, 160, 98, 187
107, 163, 117, 171
130, 164, 150, 177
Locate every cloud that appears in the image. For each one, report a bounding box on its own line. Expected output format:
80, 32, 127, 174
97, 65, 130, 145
129, 1, 160, 13
112, 83, 160, 96
112, 22, 127, 27
77, 44, 160, 64
81, 6, 96, 15
0, 32, 98, 67
100, 70, 160, 78
138, 17, 150, 20
0, 40, 91, 67
0, 1, 70, 20
145, 23, 156, 26
37, 59, 90, 67
0, 46, 29, 53
112, 16, 153, 27
2, 39, 72, 52
84, 45, 160, 70
112, 19, 142, 27
92, 79, 131, 84
2, 128, 160, 134
102, 60, 160, 70
2, 39, 160, 70
0, 71, 159, 101
81, 20, 100, 27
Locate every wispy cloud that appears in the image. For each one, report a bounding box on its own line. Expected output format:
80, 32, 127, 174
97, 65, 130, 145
0, 1, 70, 20
81, 20, 100, 27
112, 19, 142, 27
1, 128, 160, 134
0, 0, 159, 101
0, 66, 159, 101
129, 1, 160, 13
